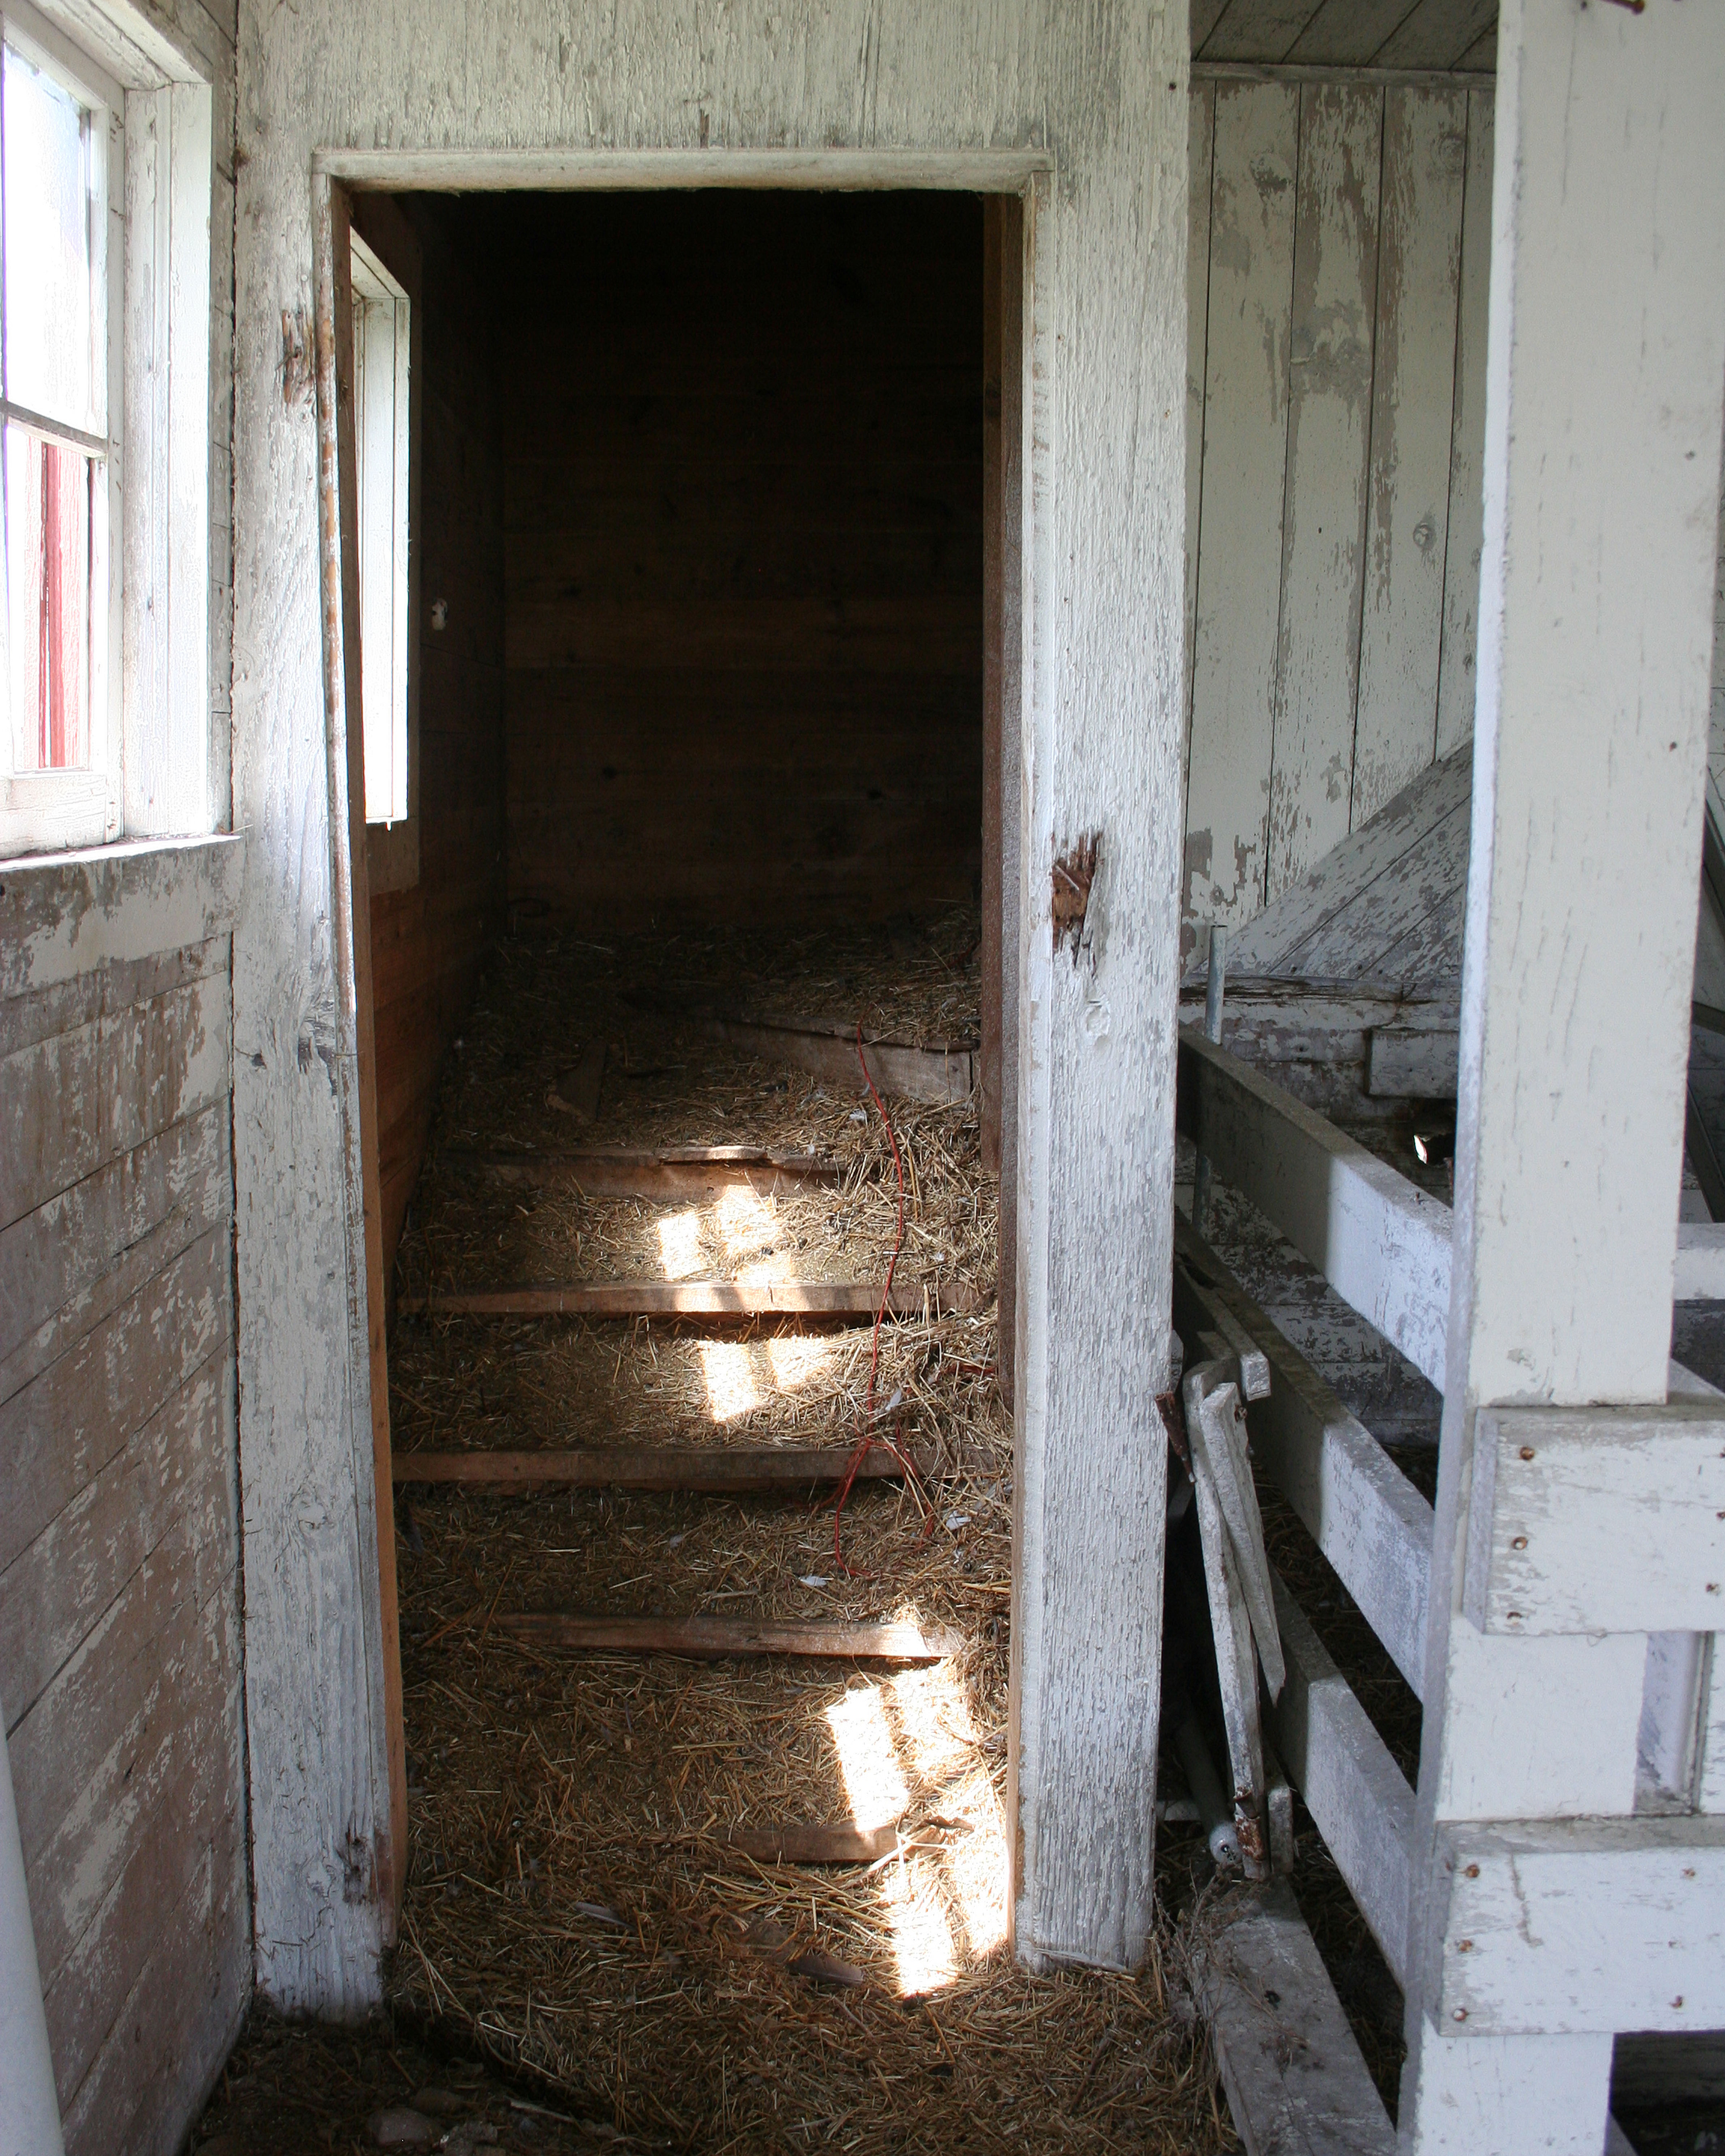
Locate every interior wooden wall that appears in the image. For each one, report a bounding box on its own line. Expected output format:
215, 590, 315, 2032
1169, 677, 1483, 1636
0, 844, 248, 2155
367, 198, 509, 1275
1183, 76, 1494, 958
496, 191, 984, 931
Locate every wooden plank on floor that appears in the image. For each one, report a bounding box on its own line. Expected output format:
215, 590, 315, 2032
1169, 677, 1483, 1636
392, 1440, 945, 1490
1193, 1877, 1396, 2156
695, 1016, 975, 1105
396, 1280, 978, 1319
443, 1147, 845, 1198
497, 1613, 961, 1663
702, 1821, 902, 1865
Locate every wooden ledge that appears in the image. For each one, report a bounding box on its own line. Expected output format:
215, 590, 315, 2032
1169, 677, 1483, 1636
392, 1440, 948, 1490
0, 833, 246, 1000
496, 1613, 961, 1663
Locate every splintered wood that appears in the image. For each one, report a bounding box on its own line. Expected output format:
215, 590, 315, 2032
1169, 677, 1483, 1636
384, 915, 1230, 2152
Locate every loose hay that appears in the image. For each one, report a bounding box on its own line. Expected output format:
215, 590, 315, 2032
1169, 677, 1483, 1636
385, 912, 1235, 2153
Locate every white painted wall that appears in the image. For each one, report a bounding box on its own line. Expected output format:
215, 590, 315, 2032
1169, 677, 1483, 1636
1183, 75, 1493, 956
233, 0, 1190, 2006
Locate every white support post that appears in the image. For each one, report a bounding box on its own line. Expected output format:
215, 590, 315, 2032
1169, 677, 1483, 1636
1400, 5, 1725, 2151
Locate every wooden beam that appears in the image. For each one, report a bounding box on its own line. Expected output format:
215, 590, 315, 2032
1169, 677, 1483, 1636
1176, 1026, 1453, 1390
1269, 1574, 1413, 1987
690, 1015, 975, 1107
395, 1280, 977, 1320
1192, 1879, 1396, 2156
1427, 1817, 1725, 2037
391, 1440, 946, 1491
1174, 1216, 1432, 1695
496, 1614, 960, 1663
442, 1147, 845, 1200
698, 1821, 902, 1865
1463, 1403, 1725, 1637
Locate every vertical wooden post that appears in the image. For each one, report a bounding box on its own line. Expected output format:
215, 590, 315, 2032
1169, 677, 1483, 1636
1400, 6, 1725, 2148
982, 195, 1024, 1410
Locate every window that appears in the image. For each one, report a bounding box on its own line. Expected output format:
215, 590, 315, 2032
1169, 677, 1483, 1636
1, 8, 121, 849
0, 0, 213, 861
351, 229, 410, 831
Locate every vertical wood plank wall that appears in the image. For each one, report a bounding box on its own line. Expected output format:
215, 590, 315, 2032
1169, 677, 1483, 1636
1183, 76, 1494, 957
0, 842, 248, 2156
498, 192, 984, 931
365, 200, 508, 1274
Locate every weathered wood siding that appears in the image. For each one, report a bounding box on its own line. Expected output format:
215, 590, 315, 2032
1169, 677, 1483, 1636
0, 838, 247, 2156
1183, 76, 1493, 955
368, 200, 508, 1274
500, 191, 983, 930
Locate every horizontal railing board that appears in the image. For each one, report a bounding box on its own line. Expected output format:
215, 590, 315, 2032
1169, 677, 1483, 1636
1177, 1027, 1453, 1390
1175, 1216, 1432, 1694
1428, 1816, 1725, 2036
1463, 1403, 1725, 1637
1675, 1223, 1725, 1300
398, 1279, 976, 1320
1268, 1573, 1415, 1986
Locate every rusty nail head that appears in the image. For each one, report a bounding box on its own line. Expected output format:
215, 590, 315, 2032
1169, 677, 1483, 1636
1519, 1446, 1535, 1461
1464, 1864, 1480, 1879
1510, 1535, 1528, 1550
1673, 1997, 1685, 2011
1452, 2010, 1468, 2022
1457, 1940, 1473, 1953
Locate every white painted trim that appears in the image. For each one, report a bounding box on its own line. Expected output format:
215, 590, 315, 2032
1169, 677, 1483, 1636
1463, 1406, 1725, 1639
1426, 1816, 1725, 2036
312, 146, 1054, 193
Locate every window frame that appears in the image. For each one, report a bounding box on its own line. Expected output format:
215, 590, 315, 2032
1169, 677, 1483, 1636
0, 0, 212, 862
348, 192, 421, 897
0, 0, 124, 852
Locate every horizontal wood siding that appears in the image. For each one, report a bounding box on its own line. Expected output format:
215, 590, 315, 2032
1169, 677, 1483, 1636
367, 199, 509, 1274
0, 843, 247, 2156
499, 191, 984, 932
1183, 77, 1492, 958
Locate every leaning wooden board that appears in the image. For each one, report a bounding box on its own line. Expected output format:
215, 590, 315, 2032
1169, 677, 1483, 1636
396, 1279, 977, 1319
498, 1614, 961, 1663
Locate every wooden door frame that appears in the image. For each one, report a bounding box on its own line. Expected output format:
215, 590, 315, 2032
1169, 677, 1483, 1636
313, 149, 1058, 1955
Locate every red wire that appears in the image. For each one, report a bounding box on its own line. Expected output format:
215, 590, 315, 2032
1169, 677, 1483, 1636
831, 1022, 931, 1577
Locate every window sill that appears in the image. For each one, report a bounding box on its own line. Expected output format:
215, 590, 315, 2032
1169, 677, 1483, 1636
0, 831, 246, 998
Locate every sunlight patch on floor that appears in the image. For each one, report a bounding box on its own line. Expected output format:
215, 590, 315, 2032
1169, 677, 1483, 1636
826, 1684, 908, 1832
697, 1340, 759, 1421
880, 1850, 959, 1997
656, 1208, 705, 1280
765, 1333, 834, 1389
716, 1184, 777, 1258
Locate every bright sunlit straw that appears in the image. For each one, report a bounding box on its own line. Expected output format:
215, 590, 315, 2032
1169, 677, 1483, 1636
891, 1663, 1008, 1957
716, 1184, 776, 1257
656, 1209, 705, 1280
766, 1334, 833, 1389
697, 1340, 758, 1422
825, 1685, 908, 1832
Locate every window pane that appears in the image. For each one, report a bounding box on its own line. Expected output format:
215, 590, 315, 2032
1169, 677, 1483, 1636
7, 423, 91, 769
3, 44, 94, 431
